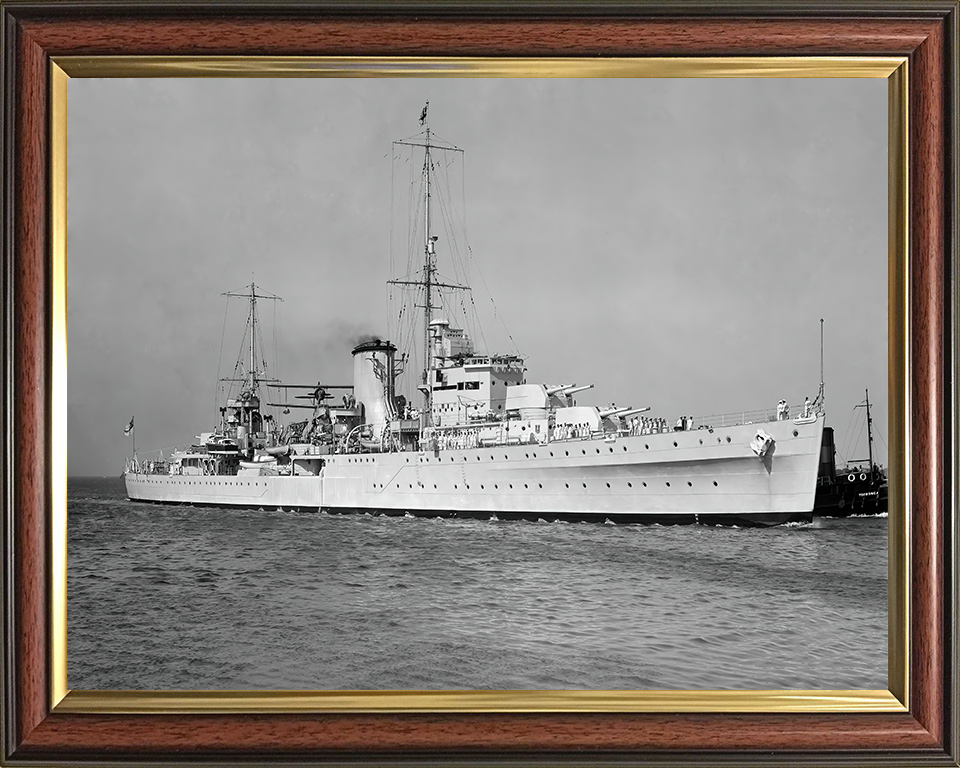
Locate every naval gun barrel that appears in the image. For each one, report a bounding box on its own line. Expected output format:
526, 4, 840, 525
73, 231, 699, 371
562, 384, 594, 396
545, 384, 575, 397
616, 407, 651, 419
599, 406, 633, 419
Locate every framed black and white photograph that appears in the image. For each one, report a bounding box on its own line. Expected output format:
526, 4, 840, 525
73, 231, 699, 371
2, 5, 956, 767
65, 73, 890, 693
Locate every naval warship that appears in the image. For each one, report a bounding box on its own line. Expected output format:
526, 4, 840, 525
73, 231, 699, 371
124, 107, 825, 526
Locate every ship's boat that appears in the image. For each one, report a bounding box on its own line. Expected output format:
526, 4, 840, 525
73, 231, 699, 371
124, 106, 825, 526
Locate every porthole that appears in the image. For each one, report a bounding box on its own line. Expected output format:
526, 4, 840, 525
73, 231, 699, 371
504, 455, 509, 460
726, 437, 732, 443
538, 483, 543, 489
565, 483, 570, 489
525, 453, 529, 458
433, 484, 437, 489
524, 484, 528, 489
713, 481, 718, 487
454, 484, 458, 489
549, 452, 554, 457
565, 451, 569, 456
582, 449, 586, 455
509, 484, 513, 489
480, 484, 485, 489
687, 481, 693, 487
628, 482, 633, 488
666, 482, 671, 487
673, 441, 678, 447
645, 444, 649, 449
605, 482, 610, 488
596, 448, 601, 454
699, 439, 703, 445
582, 482, 587, 488
477, 456, 481, 461
494, 484, 499, 489
793, 430, 799, 437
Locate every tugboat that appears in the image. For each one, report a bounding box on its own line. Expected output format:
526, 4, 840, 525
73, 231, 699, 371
124, 105, 826, 526
815, 389, 887, 516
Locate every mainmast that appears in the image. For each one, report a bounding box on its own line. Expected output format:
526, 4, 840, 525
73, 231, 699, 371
389, 103, 467, 428
221, 282, 282, 391
864, 388, 874, 474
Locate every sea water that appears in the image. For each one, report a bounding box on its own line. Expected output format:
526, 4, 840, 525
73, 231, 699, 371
67, 477, 887, 690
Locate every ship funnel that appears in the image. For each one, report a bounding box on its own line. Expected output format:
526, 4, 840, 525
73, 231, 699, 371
562, 384, 594, 396
351, 339, 398, 443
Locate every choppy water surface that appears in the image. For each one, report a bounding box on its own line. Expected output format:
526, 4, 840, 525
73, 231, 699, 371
68, 477, 887, 690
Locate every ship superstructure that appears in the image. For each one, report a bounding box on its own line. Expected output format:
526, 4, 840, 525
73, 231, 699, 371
124, 106, 825, 526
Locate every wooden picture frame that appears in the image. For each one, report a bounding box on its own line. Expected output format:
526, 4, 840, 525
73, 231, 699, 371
2, 3, 957, 765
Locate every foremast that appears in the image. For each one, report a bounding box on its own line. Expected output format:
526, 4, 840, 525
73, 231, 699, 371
389, 103, 468, 429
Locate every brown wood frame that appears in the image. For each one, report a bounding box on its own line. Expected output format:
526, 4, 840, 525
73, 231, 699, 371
1, 3, 957, 765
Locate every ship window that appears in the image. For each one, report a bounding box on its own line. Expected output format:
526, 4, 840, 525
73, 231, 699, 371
565, 451, 569, 456
673, 442, 678, 447
494, 484, 498, 489
538, 483, 543, 489
524, 484, 528, 489
480, 485, 484, 489
582, 483, 587, 488
688, 482, 693, 487
666, 482, 671, 487
628, 482, 633, 488
596, 448, 601, 454
793, 430, 799, 437
642, 482, 647, 487
509, 484, 513, 489
609, 447, 614, 453
726, 437, 732, 443
605, 483, 610, 488
699, 439, 703, 445
645, 444, 649, 449
713, 481, 718, 486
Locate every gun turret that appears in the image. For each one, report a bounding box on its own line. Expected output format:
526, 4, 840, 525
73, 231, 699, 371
545, 384, 575, 397
562, 384, 594, 396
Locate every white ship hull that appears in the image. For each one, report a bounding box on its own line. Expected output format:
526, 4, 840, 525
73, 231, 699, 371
125, 415, 823, 526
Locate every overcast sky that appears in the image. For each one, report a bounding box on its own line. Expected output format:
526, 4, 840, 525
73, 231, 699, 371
67, 77, 888, 476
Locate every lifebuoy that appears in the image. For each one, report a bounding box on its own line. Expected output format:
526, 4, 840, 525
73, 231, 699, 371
860, 473, 867, 482
848, 473, 856, 483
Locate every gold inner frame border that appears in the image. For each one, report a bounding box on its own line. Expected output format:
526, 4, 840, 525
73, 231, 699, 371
49, 55, 909, 715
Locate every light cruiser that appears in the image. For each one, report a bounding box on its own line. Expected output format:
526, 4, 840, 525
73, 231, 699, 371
125, 107, 824, 526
